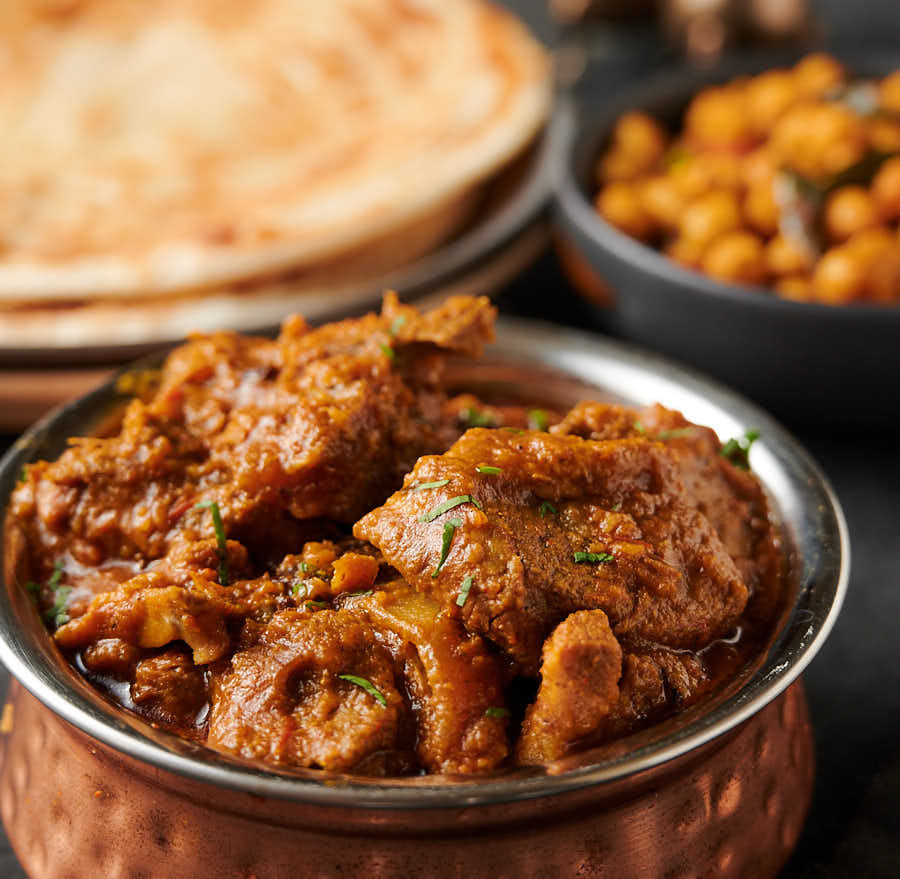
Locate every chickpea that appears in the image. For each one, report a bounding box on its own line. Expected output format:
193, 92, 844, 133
701, 231, 768, 285
867, 116, 900, 154
639, 175, 684, 230
765, 233, 814, 276
684, 85, 755, 151
774, 275, 815, 301
845, 226, 895, 267
664, 236, 707, 269
823, 185, 879, 242
770, 102, 867, 182
745, 70, 798, 135
811, 246, 867, 304
595, 182, 657, 241
866, 247, 900, 302
744, 179, 779, 237
678, 190, 742, 248
878, 70, 900, 114
669, 155, 713, 199
871, 156, 900, 221
741, 148, 777, 189
793, 53, 845, 98
613, 111, 668, 168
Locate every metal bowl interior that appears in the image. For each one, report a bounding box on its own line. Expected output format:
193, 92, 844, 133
1, 128, 553, 367
550, 49, 900, 424
0, 318, 848, 808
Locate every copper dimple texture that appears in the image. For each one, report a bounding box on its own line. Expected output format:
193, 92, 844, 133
0, 680, 814, 879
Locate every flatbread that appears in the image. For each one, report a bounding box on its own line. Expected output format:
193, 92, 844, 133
0, 0, 550, 300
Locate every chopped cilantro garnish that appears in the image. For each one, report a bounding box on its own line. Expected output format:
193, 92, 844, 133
539, 501, 557, 517
389, 314, 408, 337
18, 467, 27, 484
610, 502, 623, 512
485, 707, 510, 719
379, 342, 396, 361
291, 581, 309, 599
476, 465, 501, 475
461, 407, 496, 429
432, 518, 462, 578
456, 575, 473, 607
419, 495, 482, 523
346, 590, 373, 598
305, 599, 328, 610
501, 427, 525, 435
47, 559, 64, 591
299, 561, 311, 573
24, 581, 40, 598
528, 409, 549, 431
194, 500, 229, 585
656, 427, 694, 440
339, 674, 387, 707
44, 585, 72, 627
633, 421, 648, 435
720, 429, 760, 470
413, 478, 450, 492
574, 551, 614, 564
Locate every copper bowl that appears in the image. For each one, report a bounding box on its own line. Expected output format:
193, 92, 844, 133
0, 320, 848, 878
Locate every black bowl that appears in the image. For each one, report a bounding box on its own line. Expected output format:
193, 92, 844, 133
550, 50, 900, 427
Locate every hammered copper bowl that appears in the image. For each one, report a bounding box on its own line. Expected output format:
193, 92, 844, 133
550, 50, 900, 426
0, 320, 848, 879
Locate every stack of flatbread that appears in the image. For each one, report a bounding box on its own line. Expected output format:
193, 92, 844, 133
0, 0, 550, 349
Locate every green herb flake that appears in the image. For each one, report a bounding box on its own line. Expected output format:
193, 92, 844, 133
419, 494, 482, 523
656, 427, 694, 440
633, 421, 648, 435
719, 429, 760, 471
461, 407, 496, 429
539, 501, 557, 517
456, 575, 474, 607
476, 465, 502, 475
432, 518, 463, 578
389, 314, 408, 337
44, 585, 73, 627
379, 342, 396, 361
299, 561, 311, 573
345, 590, 373, 598
485, 707, 510, 719
24, 581, 40, 598
610, 502, 623, 512
528, 409, 549, 431
501, 426, 525, 435
18, 467, 28, 484
305, 599, 329, 610
413, 478, 451, 492
47, 559, 64, 591
194, 500, 229, 585
291, 581, 309, 599
339, 674, 387, 707
574, 551, 615, 564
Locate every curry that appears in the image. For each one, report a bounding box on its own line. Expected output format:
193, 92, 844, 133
7, 295, 783, 776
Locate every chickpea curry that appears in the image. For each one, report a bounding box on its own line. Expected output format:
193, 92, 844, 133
7, 296, 784, 776
595, 53, 900, 305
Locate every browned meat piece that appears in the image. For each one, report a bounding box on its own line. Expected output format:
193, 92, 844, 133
342, 585, 509, 774
131, 648, 209, 732
355, 428, 748, 673
54, 571, 235, 664
10, 294, 495, 573
554, 402, 782, 602
516, 610, 622, 764
603, 646, 711, 740
80, 638, 144, 679
207, 610, 406, 773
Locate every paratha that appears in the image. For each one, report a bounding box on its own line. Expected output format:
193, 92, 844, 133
0, 0, 551, 301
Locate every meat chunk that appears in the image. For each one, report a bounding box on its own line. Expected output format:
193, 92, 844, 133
342, 585, 508, 774
207, 610, 405, 773
355, 428, 748, 673
517, 610, 622, 764
54, 571, 235, 665
10, 294, 496, 572
131, 648, 209, 732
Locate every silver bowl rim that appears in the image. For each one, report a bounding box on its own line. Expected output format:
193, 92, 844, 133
0, 317, 849, 808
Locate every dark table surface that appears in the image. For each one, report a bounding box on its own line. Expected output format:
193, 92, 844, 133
2, 2, 900, 876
